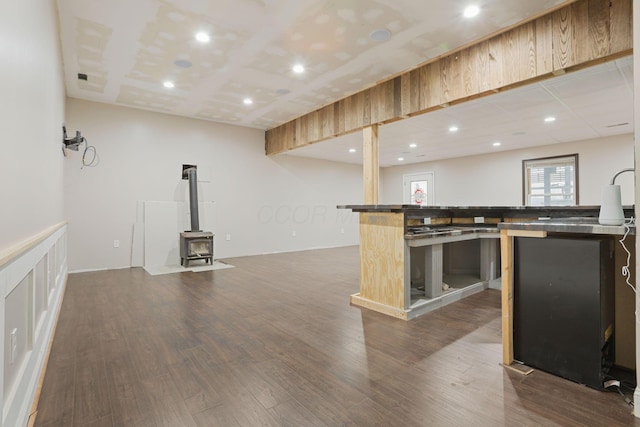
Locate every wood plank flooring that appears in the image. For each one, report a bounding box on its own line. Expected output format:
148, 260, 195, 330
34, 246, 640, 426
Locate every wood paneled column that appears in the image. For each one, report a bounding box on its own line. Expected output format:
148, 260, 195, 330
363, 124, 379, 204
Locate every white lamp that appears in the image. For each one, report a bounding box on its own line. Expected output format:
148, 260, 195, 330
598, 168, 634, 226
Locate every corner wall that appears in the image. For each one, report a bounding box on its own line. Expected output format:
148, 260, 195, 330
0, 1, 67, 425
64, 99, 361, 271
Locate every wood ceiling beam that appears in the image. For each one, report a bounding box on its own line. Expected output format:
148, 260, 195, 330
265, 0, 632, 156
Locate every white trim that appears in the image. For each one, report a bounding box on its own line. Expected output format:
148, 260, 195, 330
68, 265, 131, 274
0, 225, 67, 427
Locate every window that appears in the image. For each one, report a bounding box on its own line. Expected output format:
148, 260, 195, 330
522, 154, 578, 206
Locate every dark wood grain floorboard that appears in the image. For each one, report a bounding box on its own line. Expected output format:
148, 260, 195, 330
104, 352, 155, 426
34, 363, 75, 426
140, 374, 197, 427
33, 246, 640, 426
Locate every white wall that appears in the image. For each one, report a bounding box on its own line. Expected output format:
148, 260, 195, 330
381, 134, 634, 207
0, 0, 66, 252
64, 99, 361, 271
0, 2, 67, 425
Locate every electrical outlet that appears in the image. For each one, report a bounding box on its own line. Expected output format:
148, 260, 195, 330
292, 230, 296, 237
340, 228, 345, 234
225, 233, 231, 241
10, 328, 17, 364
113, 240, 120, 248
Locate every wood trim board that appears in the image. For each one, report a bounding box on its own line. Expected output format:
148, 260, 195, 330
265, 0, 632, 155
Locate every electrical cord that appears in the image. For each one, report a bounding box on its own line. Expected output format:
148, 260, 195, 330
618, 216, 635, 294
80, 137, 99, 169
618, 387, 634, 407
602, 219, 637, 409
604, 379, 635, 407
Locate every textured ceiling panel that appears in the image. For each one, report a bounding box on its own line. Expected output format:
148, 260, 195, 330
57, 0, 570, 129
56, 0, 632, 165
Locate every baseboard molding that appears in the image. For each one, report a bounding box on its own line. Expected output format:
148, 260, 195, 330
350, 293, 409, 320
68, 265, 131, 274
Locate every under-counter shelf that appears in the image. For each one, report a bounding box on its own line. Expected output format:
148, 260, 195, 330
498, 217, 634, 236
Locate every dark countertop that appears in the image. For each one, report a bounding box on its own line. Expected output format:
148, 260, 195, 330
338, 205, 636, 237
497, 217, 635, 236
338, 204, 635, 219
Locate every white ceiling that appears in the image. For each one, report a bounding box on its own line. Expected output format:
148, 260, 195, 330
56, 0, 570, 130
285, 56, 634, 167
56, 0, 631, 167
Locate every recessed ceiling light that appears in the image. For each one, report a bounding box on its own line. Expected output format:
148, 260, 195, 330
369, 28, 391, 42
243, 98, 253, 105
292, 64, 305, 74
449, 126, 459, 132
463, 5, 480, 18
398, 157, 404, 161
195, 32, 211, 43
544, 116, 557, 122
163, 81, 175, 88
349, 148, 356, 153
493, 142, 502, 147
409, 143, 417, 148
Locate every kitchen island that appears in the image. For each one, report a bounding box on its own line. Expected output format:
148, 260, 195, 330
339, 205, 634, 320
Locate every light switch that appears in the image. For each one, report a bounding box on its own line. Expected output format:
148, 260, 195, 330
10, 328, 17, 364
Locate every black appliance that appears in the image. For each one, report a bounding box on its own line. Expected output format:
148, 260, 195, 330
513, 236, 615, 389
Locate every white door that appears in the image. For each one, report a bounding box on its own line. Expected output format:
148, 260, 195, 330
403, 172, 435, 206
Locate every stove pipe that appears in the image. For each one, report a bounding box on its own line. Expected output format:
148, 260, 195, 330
185, 167, 200, 231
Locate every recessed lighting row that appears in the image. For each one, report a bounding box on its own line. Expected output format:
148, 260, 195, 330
237, 63, 304, 106
390, 115, 558, 159
348, 141, 419, 154
162, 31, 305, 106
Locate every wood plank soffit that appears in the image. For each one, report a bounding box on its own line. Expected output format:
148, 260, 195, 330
265, 0, 632, 156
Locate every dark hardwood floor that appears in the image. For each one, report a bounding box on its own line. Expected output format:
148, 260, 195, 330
34, 246, 640, 426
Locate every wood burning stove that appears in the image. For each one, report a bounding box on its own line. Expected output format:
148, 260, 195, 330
180, 231, 213, 267
179, 165, 214, 267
